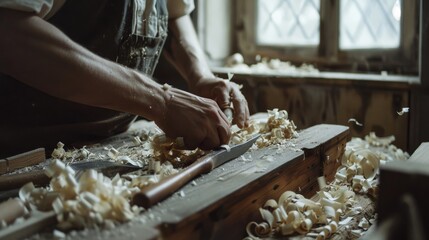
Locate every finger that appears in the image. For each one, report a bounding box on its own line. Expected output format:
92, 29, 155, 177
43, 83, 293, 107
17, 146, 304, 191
244, 103, 250, 127
216, 106, 230, 127
201, 106, 231, 149
211, 82, 230, 109
198, 97, 230, 126
217, 123, 231, 145
230, 87, 249, 128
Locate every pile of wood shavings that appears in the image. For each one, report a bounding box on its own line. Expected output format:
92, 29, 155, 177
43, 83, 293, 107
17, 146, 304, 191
225, 54, 319, 75
19, 160, 142, 231
151, 134, 206, 168
50, 135, 154, 168
231, 108, 299, 148
245, 186, 354, 240
244, 132, 409, 240
336, 132, 409, 199
14, 127, 183, 233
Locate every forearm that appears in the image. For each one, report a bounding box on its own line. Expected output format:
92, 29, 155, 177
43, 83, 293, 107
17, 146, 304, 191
0, 9, 167, 122
164, 15, 214, 91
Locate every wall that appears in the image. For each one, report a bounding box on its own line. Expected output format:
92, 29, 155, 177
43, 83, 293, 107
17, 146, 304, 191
227, 74, 411, 151
409, 0, 429, 152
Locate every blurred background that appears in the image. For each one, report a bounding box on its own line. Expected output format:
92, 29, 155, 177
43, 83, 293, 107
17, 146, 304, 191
155, 0, 428, 153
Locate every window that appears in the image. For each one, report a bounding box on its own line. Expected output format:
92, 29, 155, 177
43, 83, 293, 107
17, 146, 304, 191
340, 0, 401, 49
256, 0, 320, 46
236, 0, 419, 74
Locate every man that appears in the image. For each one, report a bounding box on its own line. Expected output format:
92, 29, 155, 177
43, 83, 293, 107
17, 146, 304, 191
0, 0, 249, 157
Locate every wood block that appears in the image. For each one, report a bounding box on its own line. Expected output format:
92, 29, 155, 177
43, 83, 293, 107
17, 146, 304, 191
408, 142, 429, 163
375, 142, 429, 240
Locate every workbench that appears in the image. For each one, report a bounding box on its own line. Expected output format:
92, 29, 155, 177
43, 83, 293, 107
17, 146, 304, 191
60, 122, 349, 240
0, 121, 350, 239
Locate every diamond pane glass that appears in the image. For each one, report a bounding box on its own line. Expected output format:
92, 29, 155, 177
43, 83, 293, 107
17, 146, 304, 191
340, 0, 401, 49
256, 0, 320, 46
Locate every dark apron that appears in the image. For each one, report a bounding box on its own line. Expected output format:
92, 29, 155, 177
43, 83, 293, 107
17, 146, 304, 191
0, 0, 168, 157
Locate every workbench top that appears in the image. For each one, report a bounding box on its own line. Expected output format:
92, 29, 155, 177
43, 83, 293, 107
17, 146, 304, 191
67, 122, 349, 240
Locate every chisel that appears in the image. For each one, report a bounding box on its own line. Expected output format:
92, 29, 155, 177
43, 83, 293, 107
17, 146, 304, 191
0, 160, 142, 191
132, 134, 260, 208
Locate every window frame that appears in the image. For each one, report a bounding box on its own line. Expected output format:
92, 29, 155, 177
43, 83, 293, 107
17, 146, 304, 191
236, 0, 419, 74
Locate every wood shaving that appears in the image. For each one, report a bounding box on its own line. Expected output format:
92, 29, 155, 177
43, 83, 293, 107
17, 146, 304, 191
244, 132, 409, 239
162, 83, 172, 91
178, 190, 185, 198
227, 72, 235, 81
397, 107, 409, 116
348, 118, 363, 126
51, 142, 66, 159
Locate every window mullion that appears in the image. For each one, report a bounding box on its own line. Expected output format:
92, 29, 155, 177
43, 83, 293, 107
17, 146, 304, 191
319, 0, 339, 61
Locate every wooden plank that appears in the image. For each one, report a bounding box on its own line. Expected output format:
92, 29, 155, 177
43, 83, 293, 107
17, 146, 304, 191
0, 148, 45, 175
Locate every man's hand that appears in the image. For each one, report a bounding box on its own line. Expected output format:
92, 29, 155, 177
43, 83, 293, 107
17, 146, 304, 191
155, 87, 231, 150
162, 14, 250, 149
190, 77, 249, 128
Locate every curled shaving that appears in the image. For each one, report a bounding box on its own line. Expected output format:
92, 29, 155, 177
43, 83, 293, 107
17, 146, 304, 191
246, 222, 271, 239
348, 118, 363, 127
397, 107, 409, 116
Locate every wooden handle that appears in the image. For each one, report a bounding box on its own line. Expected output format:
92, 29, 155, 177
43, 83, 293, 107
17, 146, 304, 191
0, 148, 45, 175
132, 158, 213, 208
0, 198, 27, 224
0, 210, 56, 240
0, 170, 50, 191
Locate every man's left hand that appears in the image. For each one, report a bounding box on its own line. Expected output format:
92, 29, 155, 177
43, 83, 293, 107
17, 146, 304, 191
190, 77, 250, 128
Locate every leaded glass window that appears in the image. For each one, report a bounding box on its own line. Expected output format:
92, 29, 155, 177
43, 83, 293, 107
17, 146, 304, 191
256, 0, 320, 46
340, 0, 401, 49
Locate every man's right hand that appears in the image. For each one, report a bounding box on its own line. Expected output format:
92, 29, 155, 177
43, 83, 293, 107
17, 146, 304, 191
155, 87, 231, 150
